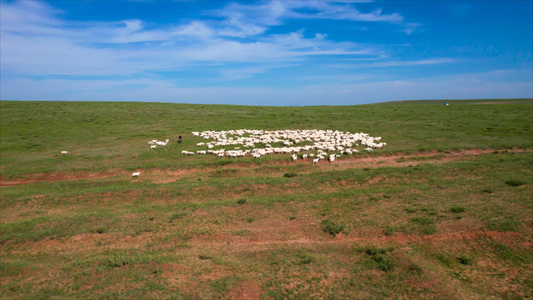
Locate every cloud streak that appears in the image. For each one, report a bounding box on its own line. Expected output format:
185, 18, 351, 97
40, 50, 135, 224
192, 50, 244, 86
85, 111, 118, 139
1, 1, 390, 79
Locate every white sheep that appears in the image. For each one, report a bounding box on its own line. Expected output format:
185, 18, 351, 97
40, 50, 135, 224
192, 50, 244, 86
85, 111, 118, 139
151, 145, 156, 149
313, 158, 319, 164
132, 172, 140, 177
292, 154, 297, 161
181, 129, 386, 160
61, 151, 68, 155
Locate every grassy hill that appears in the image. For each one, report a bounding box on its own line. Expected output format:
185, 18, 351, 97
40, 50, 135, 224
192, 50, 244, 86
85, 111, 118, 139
1, 99, 532, 299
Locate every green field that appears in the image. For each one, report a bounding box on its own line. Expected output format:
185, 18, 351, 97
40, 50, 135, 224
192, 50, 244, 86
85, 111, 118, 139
1, 99, 532, 299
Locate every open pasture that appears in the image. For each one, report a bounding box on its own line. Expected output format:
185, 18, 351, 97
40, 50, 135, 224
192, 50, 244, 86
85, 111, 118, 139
1, 99, 532, 299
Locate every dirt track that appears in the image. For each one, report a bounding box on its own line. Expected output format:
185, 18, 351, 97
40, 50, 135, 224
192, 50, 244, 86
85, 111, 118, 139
1, 148, 528, 187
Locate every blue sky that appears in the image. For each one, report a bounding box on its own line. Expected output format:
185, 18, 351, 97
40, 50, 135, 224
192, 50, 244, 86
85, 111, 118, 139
1, 0, 532, 106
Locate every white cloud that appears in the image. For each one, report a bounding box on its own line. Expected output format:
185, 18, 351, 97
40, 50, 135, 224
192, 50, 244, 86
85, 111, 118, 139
283, 2, 403, 23
400, 23, 422, 35
1, 0, 383, 79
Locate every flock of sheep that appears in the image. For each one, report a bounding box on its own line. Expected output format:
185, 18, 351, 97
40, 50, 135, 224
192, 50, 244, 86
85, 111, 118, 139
179, 129, 385, 162
64, 129, 386, 177
137, 129, 386, 177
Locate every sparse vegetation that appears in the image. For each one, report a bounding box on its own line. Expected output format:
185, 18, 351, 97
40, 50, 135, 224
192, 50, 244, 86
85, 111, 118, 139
320, 219, 345, 236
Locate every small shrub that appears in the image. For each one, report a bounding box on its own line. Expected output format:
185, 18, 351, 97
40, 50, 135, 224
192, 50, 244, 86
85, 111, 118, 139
300, 257, 314, 265
246, 218, 255, 223
408, 262, 424, 275
235, 230, 249, 237
216, 160, 233, 166
365, 246, 386, 256
411, 217, 433, 225
458, 253, 474, 265
505, 180, 525, 187
283, 172, 298, 178
320, 219, 345, 236
423, 225, 437, 235
383, 226, 395, 236
95, 227, 107, 234
237, 198, 247, 205
169, 212, 188, 222
374, 254, 395, 272
450, 206, 466, 213
289, 216, 296, 220
435, 253, 454, 267
364, 247, 395, 272
481, 188, 493, 194
295, 251, 316, 265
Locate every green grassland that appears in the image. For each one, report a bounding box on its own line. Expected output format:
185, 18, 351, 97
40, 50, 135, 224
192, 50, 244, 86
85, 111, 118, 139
1, 99, 532, 299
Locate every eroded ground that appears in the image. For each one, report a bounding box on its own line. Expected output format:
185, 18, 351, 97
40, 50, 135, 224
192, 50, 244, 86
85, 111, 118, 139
1, 148, 532, 299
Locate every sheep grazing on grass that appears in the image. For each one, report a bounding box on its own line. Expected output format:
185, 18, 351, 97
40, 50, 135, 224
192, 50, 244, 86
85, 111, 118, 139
159, 129, 386, 161
313, 158, 320, 164
132, 172, 140, 177
61, 151, 69, 155
148, 139, 169, 148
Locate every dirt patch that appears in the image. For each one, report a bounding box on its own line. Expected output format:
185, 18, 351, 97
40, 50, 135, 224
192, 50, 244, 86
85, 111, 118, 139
0, 170, 123, 187
224, 281, 262, 300
187, 229, 523, 253
150, 169, 200, 184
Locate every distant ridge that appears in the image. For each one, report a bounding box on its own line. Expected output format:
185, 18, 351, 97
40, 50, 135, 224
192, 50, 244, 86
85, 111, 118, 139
374, 98, 533, 105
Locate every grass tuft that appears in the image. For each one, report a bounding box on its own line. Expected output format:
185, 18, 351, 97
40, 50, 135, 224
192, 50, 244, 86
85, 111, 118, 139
458, 253, 474, 265
169, 212, 188, 222
320, 219, 345, 236
449, 206, 466, 213
505, 179, 526, 187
